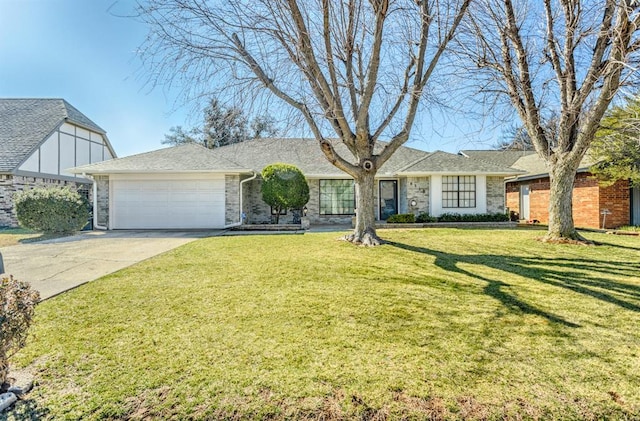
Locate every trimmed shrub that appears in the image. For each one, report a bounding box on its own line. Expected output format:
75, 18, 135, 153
437, 212, 510, 223
386, 213, 416, 223
261, 163, 310, 224
416, 212, 437, 223
14, 187, 89, 233
0, 276, 39, 386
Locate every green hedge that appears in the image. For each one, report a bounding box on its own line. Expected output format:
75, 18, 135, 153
14, 187, 90, 233
416, 212, 437, 223
388, 212, 510, 224
386, 213, 415, 223
436, 212, 510, 222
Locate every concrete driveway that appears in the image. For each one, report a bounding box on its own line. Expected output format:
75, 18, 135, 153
0, 230, 221, 300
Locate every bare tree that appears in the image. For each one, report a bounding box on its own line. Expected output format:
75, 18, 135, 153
136, 0, 470, 245
458, 0, 640, 242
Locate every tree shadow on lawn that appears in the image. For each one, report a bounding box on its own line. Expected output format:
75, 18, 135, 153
389, 242, 640, 329
591, 239, 640, 252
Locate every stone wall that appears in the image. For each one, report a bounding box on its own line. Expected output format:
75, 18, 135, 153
405, 176, 430, 216
242, 177, 354, 225
486, 176, 506, 214
242, 178, 301, 224
95, 176, 109, 228
0, 174, 90, 227
307, 179, 353, 224
225, 175, 240, 226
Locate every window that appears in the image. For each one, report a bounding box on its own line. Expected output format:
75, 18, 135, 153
270, 206, 287, 215
319, 179, 355, 215
442, 176, 476, 208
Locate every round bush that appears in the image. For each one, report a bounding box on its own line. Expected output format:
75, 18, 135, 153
261, 163, 310, 223
14, 187, 90, 233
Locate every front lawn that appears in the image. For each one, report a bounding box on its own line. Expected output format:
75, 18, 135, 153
8, 229, 640, 419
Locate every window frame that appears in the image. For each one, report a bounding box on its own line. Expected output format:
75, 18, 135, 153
319, 179, 356, 215
442, 175, 476, 209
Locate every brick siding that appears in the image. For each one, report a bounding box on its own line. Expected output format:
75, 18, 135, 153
598, 179, 630, 229
506, 183, 520, 216
506, 172, 631, 229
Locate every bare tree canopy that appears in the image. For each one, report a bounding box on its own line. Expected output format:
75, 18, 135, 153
136, 0, 471, 245
458, 0, 640, 242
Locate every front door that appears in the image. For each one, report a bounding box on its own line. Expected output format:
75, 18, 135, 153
379, 180, 398, 220
520, 185, 530, 220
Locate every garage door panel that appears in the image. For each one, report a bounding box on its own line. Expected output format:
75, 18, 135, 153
112, 177, 226, 229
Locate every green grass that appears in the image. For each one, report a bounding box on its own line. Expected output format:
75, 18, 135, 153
7, 228, 640, 420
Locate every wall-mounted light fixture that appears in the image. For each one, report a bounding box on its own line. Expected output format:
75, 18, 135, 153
410, 199, 418, 207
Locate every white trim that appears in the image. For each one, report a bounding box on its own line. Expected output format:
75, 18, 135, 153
430, 175, 487, 216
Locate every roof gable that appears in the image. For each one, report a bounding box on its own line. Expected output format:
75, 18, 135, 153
0, 98, 107, 172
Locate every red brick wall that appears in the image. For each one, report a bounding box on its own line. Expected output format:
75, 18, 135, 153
506, 183, 520, 216
529, 177, 550, 223
506, 173, 630, 229
572, 173, 601, 229
599, 179, 630, 229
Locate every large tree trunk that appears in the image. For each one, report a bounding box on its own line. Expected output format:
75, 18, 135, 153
544, 161, 587, 242
344, 171, 382, 246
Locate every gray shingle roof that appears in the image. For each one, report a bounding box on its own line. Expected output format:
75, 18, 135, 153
459, 150, 536, 168
509, 153, 598, 180
70, 143, 249, 174
72, 138, 525, 176
400, 150, 525, 175
0, 98, 106, 172
207, 138, 433, 176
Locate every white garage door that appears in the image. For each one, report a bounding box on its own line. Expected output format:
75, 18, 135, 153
111, 175, 226, 229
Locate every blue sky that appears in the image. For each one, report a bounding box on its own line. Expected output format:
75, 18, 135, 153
0, 0, 501, 158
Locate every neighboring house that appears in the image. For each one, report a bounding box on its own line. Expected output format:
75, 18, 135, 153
0, 98, 117, 227
71, 139, 522, 230
462, 150, 640, 229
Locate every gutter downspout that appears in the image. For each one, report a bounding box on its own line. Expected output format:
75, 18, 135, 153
85, 174, 108, 230
226, 172, 257, 228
